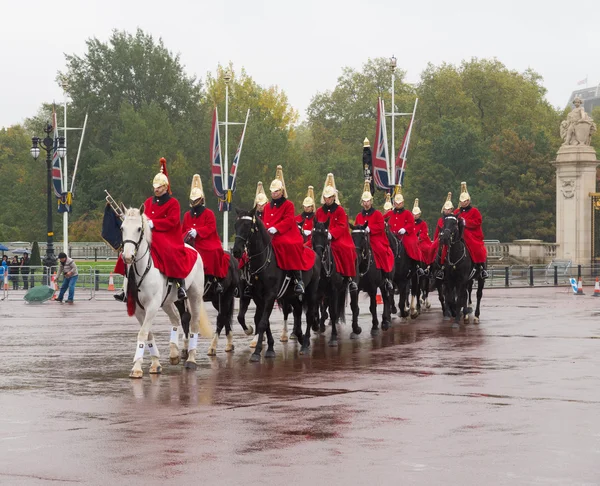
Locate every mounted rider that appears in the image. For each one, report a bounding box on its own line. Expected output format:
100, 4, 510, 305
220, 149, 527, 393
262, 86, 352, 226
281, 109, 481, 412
296, 185, 316, 248
354, 180, 395, 292
315, 173, 358, 292
454, 181, 488, 279
434, 192, 455, 280
182, 174, 230, 294
382, 192, 393, 220
386, 186, 423, 267
262, 165, 315, 295
412, 198, 436, 266
254, 181, 268, 219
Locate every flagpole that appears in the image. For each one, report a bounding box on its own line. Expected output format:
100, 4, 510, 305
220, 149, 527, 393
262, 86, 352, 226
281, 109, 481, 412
222, 69, 232, 250
62, 79, 69, 255
390, 56, 396, 186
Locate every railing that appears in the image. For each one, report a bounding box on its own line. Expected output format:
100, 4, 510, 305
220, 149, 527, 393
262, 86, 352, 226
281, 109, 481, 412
485, 263, 599, 288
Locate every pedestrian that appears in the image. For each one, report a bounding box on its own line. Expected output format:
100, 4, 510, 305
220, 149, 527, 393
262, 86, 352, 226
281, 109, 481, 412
9, 256, 20, 290
20, 251, 30, 290
56, 252, 78, 304
0, 255, 8, 287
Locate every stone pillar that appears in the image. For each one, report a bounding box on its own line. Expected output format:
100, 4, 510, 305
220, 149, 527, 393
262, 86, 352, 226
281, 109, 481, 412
551, 145, 598, 264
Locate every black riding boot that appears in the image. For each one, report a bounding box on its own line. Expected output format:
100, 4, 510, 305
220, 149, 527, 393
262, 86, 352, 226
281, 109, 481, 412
416, 264, 425, 277
480, 263, 489, 279
215, 278, 224, 294
435, 266, 445, 280
384, 273, 394, 293
176, 279, 187, 301
114, 290, 127, 303
348, 278, 358, 292
293, 271, 305, 295
242, 280, 253, 298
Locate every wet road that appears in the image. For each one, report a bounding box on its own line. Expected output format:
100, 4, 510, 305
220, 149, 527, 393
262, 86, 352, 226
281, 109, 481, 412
1, 287, 599, 485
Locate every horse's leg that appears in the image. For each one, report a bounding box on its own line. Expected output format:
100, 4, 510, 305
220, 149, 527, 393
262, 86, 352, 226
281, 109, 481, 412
454, 284, 467, 327
208, 296, 223, 356
249, 299, 264, 348
474, 278, 484, 324
251, 296, 274, 362
280, 301, 289, 343
398, 282, 408, 319
350, 284, 362, 338
146, 331, 162, 375
328, 287, 339, 347
171, 300, 187, 364
370, 290, 380, 336
410, 273, 420, 319
292, 300, 303, 342
184, 282, 211, 369
130, 305, 159, 378
237, 294, 254, 335
301, 281, 318, 355
381, 283, 392, 331
224, 291, 235, 352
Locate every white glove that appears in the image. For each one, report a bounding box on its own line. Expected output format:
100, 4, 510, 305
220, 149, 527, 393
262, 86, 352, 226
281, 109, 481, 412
327, 232, 332, 240
398, 228, 406, 235
365, 226, 371, 233
268, 227, 277, 235
188, 228, 197, 238
303, 229, 311, 236
147, 220, 154, 229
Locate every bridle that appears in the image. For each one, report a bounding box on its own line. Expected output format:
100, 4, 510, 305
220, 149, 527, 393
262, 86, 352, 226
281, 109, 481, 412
236, 215, 273, 277
122, 214, 153, 284
352, 227, 372, 277
312, 226, 333, 278
440, 216, 466, 267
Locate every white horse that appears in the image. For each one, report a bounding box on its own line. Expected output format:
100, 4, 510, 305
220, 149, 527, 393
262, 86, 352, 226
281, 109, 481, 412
121, 206, 212, 378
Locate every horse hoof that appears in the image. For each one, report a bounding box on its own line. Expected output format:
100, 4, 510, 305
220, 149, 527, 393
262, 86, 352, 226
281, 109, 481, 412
170, 356, 181, 366
370, 328, 380, 337
225, 344, 235, 352
289, 333, 297, 341
245, 325, 254, 336
129, 369, 143, 379
264, 350, 276, 359
180, 350, 189, 361
382, 321, 390, 331
149, 365, 162, 374
473, 317, 480, 325
280, 335, 289, 343
391, 306, 398, 314
249, 341, 257, 349
207, 348, 216, 356
452, 322, 460, 329
312, 324, 319, 333
184, 361, 197, 370
249, 353, 261, 363
410, 312, 418, 320
299, 346, 310, 355
328, 339, 338, 347
350, 333, 358, 340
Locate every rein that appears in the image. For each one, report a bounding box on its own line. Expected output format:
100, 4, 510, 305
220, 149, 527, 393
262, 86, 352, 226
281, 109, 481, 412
238, 216, 273, 278
441, 216, 467, 268
123, 216, 153, 288
352, 229, 372, 277
313, 235, 333, 278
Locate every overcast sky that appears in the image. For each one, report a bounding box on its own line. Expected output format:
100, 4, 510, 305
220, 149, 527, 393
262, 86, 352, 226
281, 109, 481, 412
2, 0, 599, 129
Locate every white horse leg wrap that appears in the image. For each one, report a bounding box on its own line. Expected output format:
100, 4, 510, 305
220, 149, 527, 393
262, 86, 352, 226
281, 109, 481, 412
147, 342, 160, 357
169, 326, 178, 344
134, 342, 145, 362
188, 333, 198, 351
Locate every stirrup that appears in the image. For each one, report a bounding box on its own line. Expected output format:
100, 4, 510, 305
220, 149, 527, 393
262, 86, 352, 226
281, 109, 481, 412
435, 269, 444, 280
417, 267, 425, 277
177, 286, 188, 301
114, 291, 127, 303
294, 281, 305, 295
348, 280, 358, 292
215, 281, 224, 294
243, 285, 253, 298
481, 269, 489, 279
384, 279, 393, 293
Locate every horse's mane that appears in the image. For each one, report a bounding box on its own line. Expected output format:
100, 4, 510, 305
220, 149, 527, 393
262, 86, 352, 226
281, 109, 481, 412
124, 207, 152, 245
253, 215, 271, 246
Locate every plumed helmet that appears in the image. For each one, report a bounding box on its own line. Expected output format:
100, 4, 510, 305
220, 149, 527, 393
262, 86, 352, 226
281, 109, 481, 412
269, 165, 288, 198
361, 179, 373, 202
442, 192, 454, 212
152, 157, 171, 193
459, 181, 470, 203
321, 173, 340, 204
303, 185, 316, 211
383, 193, 392, 211
412, 198, 421, 217
393, 184, 404, 204
254, 181, 268, 207
363, 137, 370, 148
189, 174, 204, 206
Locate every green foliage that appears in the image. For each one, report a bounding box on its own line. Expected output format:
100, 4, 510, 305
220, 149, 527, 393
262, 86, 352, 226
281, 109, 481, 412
30, 241, 41, 266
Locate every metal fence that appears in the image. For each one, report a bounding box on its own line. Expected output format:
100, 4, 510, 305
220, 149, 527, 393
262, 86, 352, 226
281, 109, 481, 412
485, 262, 599, 288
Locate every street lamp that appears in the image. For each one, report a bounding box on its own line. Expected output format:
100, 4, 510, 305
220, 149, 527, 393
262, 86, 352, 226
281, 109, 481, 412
30, 122, 66, 268
390, 55, 397, 185
222, 68, 232, 249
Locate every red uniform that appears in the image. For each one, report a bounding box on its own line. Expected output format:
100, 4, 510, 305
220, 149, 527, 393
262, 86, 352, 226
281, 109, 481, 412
387, 208, 422, 262
433, 216, 448, 265
455, 205, 487, 263
414, 219, 436, 265
354, 208, 394, 273
295, 212, 314, 248
113, 195, 197, 278
383, 210, 393, 220
263, 198, 315, 272
316, 203, 357, 277
182, 206, 229, 278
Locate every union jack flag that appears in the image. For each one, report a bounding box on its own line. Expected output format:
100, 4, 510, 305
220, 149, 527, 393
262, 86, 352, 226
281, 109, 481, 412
372, 97, 391, 191
210, 107, 229, 211
51, 108, 63, 199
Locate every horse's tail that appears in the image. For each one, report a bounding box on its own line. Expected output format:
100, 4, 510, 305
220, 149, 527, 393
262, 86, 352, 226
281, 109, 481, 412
126, 266, 137, 316
197, 298, 212, 338
338, 287, 347, 324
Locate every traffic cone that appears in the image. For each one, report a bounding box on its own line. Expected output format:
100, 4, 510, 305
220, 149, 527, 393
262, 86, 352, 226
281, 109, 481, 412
576, 277, 584, 295
593, 278, 600, 297
3, 272, 7, 291
376, 287, 383, 305
107, 273, 116, 291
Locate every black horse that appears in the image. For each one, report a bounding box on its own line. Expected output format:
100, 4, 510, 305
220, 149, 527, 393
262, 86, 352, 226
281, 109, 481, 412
312, 219, 361, 345
438, 215, 483, 325
387, 227, 421, 319
350, 222, 393, 335
232, 208, 320, 361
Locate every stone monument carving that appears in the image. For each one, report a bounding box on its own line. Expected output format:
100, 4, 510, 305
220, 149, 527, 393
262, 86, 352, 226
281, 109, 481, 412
560, 96, 597, 146
551, 96, 599, 264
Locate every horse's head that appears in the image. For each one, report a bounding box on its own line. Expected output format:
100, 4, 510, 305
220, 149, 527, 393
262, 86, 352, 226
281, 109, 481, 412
311, 218, 329, 258
233, 207, 267, 258
121, 205, 151, 264
439, 215, 463, 246
350, 222, 370, 261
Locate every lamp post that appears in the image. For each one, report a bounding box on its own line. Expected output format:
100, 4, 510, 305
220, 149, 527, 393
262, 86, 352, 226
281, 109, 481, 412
30, 122, 66, 268
389, 55, 397, 186
222, 68, 232, 250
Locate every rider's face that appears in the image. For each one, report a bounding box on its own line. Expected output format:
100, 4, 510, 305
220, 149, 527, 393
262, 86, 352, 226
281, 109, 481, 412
154, 185, 167, 197
271, 189, 283, 200
460, 198, 470, 208
303, 205, 314, 213
324, 195, 335, 206
362, 199, 373, 210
